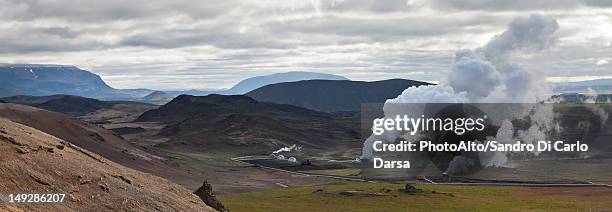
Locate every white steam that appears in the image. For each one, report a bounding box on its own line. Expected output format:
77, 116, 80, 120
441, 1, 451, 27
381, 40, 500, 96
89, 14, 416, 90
484, 14, 559, 66
582, 88, 610, 124
481, 120, 515, 167
386, 85, 469, 104
271, 144, 302, 163
273, 144, 298, 154
445, 14, 558, 103
361, 15, 561, 172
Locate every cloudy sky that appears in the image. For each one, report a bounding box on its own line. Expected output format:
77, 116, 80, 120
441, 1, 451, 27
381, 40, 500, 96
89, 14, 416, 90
0, 0, 611, 90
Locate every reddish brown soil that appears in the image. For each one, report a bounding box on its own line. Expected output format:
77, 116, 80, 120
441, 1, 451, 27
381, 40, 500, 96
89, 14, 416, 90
0, 118, 215, 211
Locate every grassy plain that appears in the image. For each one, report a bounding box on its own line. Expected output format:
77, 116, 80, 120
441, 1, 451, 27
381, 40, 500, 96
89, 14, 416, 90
219, 182, 612, 212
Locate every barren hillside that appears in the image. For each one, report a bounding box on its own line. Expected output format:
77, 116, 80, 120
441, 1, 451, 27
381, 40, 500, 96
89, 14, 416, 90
0, 118, 215, 211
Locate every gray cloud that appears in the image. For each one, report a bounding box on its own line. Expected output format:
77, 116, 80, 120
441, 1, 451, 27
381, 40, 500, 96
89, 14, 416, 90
431, 0, 612, 11
0, 0, 233, 22
37, 27, 80, 39
311, 0, 416, 13
119, 28, 293, 50
263, 14, 502, 42
0, 0, 610, 89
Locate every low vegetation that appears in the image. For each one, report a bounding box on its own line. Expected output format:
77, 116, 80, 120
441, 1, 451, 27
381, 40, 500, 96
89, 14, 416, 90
304, 168, 362, 177
168, 154, 190, 162
219, 182, 612, 211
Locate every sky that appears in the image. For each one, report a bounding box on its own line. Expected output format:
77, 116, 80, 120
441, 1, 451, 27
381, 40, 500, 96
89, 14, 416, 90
0, 0, 611, 90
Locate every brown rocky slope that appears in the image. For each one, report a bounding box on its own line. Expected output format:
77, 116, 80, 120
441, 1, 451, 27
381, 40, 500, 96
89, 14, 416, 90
0, 118, 215, 211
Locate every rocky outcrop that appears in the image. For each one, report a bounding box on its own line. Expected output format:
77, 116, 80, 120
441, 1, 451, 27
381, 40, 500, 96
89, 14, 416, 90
194, 181, 228, 212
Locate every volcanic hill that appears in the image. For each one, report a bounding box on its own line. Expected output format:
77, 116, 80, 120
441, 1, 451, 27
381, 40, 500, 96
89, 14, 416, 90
136, 94, 361, 155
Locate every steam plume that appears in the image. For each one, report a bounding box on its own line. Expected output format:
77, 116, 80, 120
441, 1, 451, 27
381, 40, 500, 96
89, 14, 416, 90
273, 144, 298, 154
361, 15, 560, 173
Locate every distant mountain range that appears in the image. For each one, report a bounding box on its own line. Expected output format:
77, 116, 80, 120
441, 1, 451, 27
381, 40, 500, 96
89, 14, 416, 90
551, 93, 612, 103
0, 64, 429, 113
224, 71, 349, 94
136, 94, 360, 155
0, 64, 153, 99
246, 79, 432, 112
143, 91, 173, 101
1, 64, 112, 98
164, 71, 349, 96
0, 64, 351, 100
552, 79, 612, 94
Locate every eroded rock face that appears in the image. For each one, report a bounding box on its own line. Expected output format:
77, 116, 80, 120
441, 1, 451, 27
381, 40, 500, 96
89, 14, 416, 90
194, 181, 228, 212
